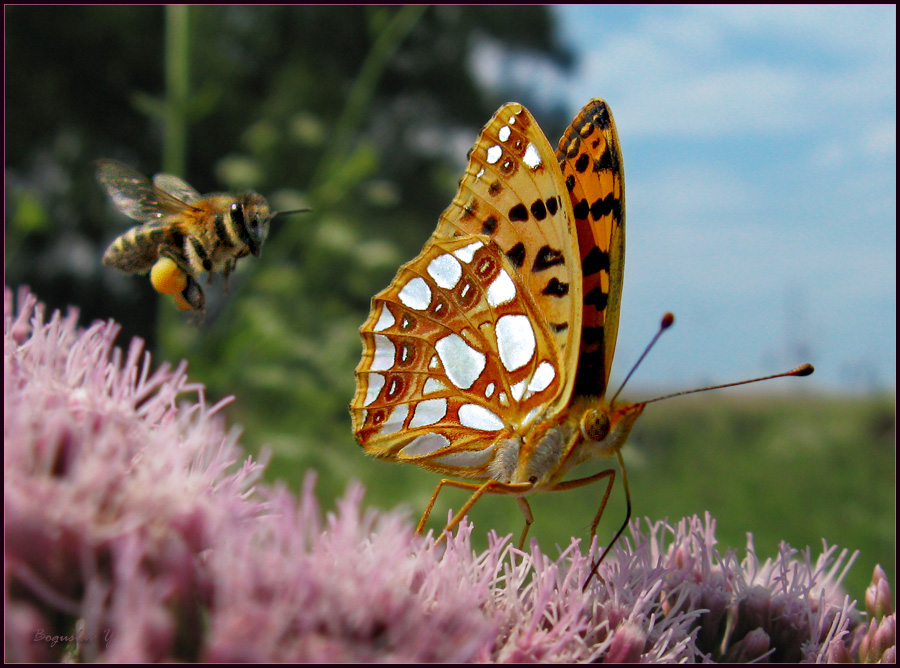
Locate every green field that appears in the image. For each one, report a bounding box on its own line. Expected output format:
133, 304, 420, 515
262, 392, 894, 603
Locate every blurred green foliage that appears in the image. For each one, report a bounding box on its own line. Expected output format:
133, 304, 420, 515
6, 6, 892, 606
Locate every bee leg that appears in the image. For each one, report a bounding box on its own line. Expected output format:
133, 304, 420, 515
182, 235, 214, 278
156, 247, 205, 312
157, 246, 194, 277
180, 274, 206, 312
222, 258, 237, 294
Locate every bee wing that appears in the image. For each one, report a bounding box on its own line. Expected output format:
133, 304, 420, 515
96, 159, 196, 223
153, 173, 202, 204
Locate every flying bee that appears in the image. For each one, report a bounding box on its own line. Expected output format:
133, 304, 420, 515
97, 158, 306, 312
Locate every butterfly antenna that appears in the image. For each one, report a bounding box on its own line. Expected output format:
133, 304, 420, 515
644, 363, 814, 405
608, 312, 675, 405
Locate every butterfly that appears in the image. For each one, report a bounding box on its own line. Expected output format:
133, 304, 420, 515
350, 99, 812, 584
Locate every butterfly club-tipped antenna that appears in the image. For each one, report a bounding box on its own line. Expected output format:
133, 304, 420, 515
583, 314, 814, 590
608, 312, 675, 406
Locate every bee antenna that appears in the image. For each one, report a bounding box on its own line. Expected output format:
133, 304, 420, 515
609, 312, 674, 405
272, 208, 311, 220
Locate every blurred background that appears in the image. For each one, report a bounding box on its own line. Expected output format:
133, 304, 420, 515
6, 6, 894, 597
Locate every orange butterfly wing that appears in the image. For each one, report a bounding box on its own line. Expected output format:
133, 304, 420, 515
555, 99, 625, 399
352, 103, 585, 478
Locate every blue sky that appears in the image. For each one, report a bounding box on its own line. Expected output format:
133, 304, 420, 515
476, 5, 895, 394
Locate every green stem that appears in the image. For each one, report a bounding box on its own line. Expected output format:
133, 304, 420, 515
163, 5, 190, 175
309, 5, 427, 198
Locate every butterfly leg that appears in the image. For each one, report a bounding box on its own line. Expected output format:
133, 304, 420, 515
418, 478, 532, 545
549, 467, 617, 539
515, 497, 534, 549
550, 452, 632, 589
416, 478, 486, 538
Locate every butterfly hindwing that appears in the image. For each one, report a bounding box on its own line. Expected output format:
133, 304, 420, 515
352, 236, 566, 478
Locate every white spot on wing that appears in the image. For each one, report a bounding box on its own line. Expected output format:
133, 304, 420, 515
427, 254, 462, 289
487, 269, 516, 307
408, 398, 447, 428
511, 379, 527, 401
373, 306, 394, 332
498, 125, 511, 142
371, 334, 394, 371
400, 432, 450, 457
379, 404, 408, 435
436, 334, 485, 390
496, 314, 536, 372
486, 145, 502, 164
528, 361, 555, 393
364, 373, 385, 406
398, 277, 431, 310
523, 142, 541, 169
423, 377, 446, 395
485, 382, 495, 398
458, 404, 504, 431
523, 406, 541, 427
453, 241, 483, 263
432, 445, 495, 469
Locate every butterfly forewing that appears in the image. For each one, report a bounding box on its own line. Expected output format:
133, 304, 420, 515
433, 103, 583, 393
555, 100, 625, 399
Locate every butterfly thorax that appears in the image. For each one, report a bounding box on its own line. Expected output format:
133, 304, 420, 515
506, 397, 645, 492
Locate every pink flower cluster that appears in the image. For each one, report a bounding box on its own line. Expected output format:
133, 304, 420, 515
4, 287, 894, 662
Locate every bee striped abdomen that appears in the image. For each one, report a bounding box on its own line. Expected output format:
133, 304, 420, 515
102, 225, 171, 274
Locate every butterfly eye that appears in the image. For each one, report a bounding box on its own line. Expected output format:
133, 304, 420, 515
581, 410, 610, 442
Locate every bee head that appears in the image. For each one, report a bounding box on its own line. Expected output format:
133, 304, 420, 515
232, 192, 271, 257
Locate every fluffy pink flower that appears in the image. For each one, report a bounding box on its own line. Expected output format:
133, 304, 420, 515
4, 287, 893, 662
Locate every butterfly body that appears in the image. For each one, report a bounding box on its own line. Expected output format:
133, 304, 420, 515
352, 99, 633, 545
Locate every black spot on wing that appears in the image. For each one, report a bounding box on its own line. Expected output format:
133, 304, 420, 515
481, 215, 498, 236
506, 242, 525, 269
584, 287, 608, 311
582, 247, 610, 277
509, 203, 528, 222
590, 194, 621, 222
532, 246, 565, 272
572, 198, 589, 220
542, 278, 569, 297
